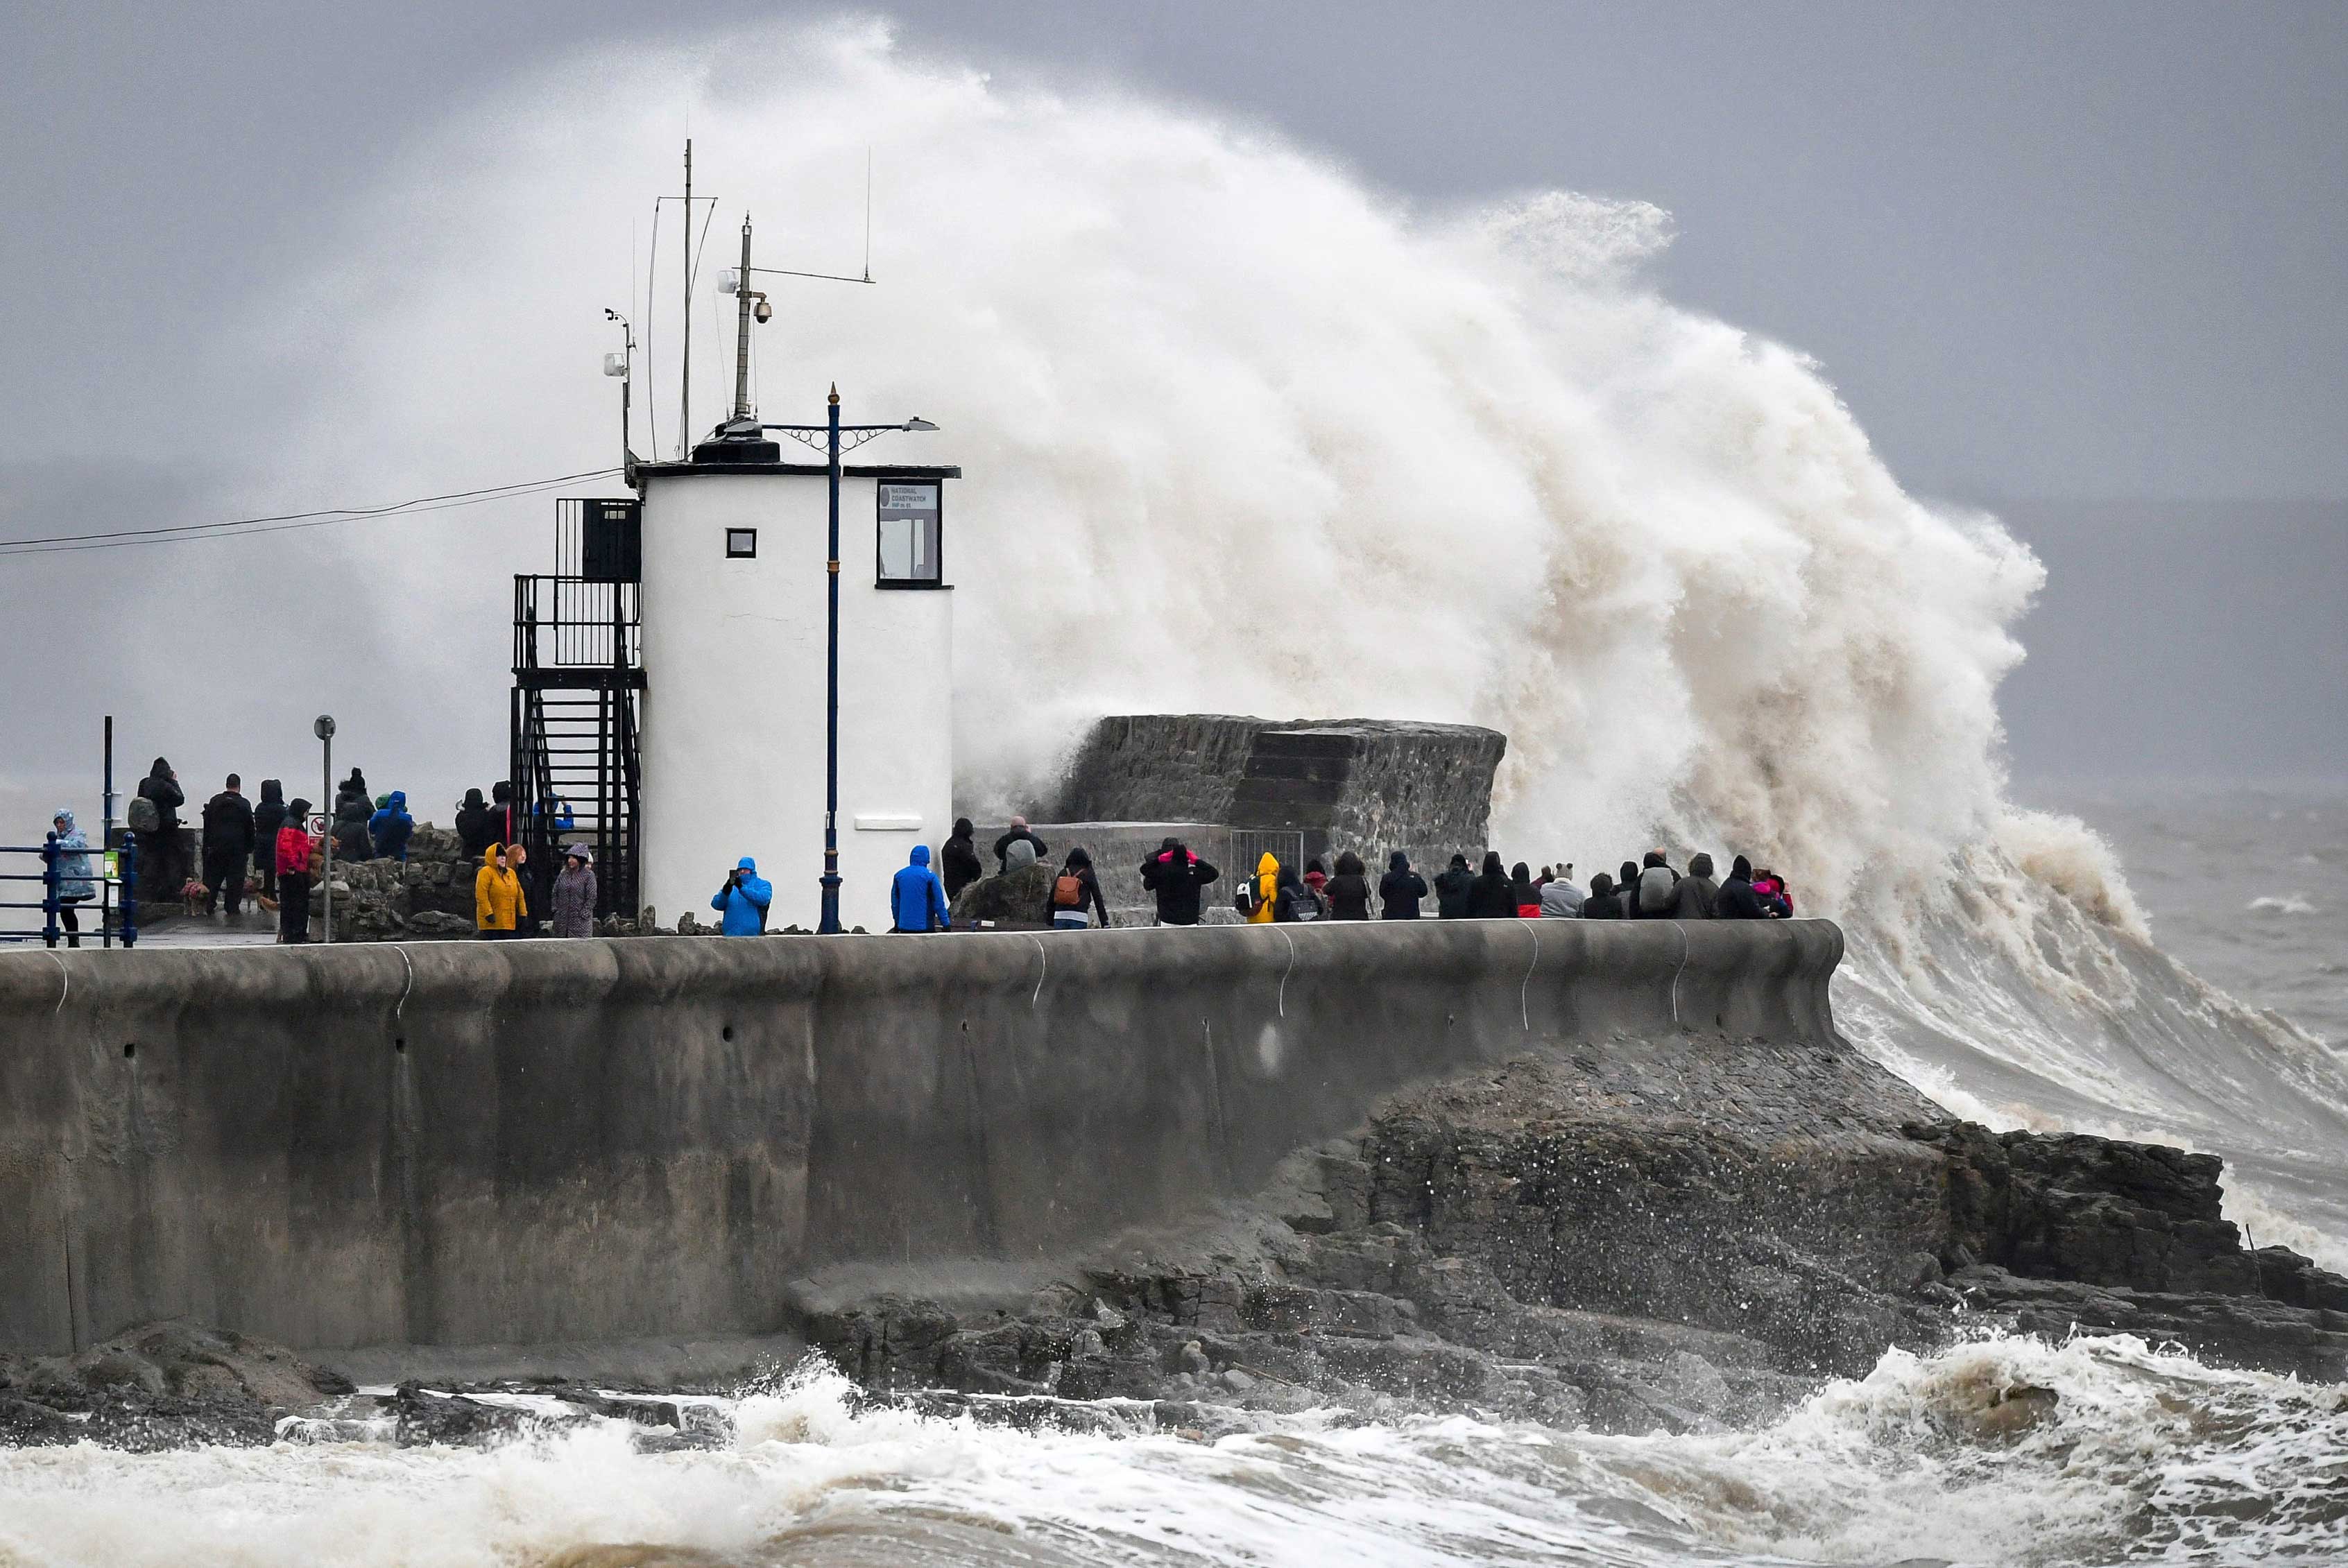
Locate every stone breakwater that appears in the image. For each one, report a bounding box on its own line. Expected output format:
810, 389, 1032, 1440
3, 920, 2342, 1450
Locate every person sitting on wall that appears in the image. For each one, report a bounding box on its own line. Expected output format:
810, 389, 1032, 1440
995, 816, 1049, 874
1140, 837, 1219, 926
941, 818, 985, 901
368, 790, 415, 862
1045, 846, 1113, 929
474, 844, 526, 939
711, 856, 772, 935
891, 843, 951, 933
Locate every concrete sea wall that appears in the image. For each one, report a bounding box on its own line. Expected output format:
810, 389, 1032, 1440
0, 920, 1843, 1356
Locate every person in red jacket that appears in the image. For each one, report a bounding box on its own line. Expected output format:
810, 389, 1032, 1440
275, 798, 317, 944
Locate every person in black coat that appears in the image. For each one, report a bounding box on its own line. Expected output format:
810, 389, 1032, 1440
250, 779, 289, 900
1433, 853, 1476, 919
1715, 854, 1773, 919
1139, 837, 1219, 926
1465, 851, 1518, 919
941, 817, 986, 901
136, 757, 186, 897
1323, 850, 1373, 920
332, 788, 372, 863
1271, 863, 1326, 922
1378, 851, 1427, 918
454, 788, 499, 857
1579, 871, 1626, 919
199, 775, 255, 915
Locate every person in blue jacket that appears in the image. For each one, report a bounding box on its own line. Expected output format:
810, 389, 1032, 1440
711, 856, 771, 934
890, 843, 951, 933
368, 790, 415, 862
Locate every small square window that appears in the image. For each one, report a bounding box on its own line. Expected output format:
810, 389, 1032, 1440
725, 528, 757, 559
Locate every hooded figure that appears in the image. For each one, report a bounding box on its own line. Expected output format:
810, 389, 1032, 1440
1580, 871, 1626, 919
475, 844, 526, 934
454, 788, 498, 857
1434, 853, 1476, 919
332, 782, 373, 863
1668, 852, 1720, 920
1045, 846, 1112, 929
251, 779, 288, 894
1272, 862, 1324, 923
137, 759, 184, 832
1324, 850, 1373, 920
711, 856, 772, 935
1303, 858, 1329, 903
275, 801, 316, 942
892, 843, 952, 933
1379, 851, 1428, 918
47, 808, 95, 947
135, 757, 185, 897
1140, 836, 1219, 926
1466, 851, 1518, 919
1244, 850, 1281, 924
369, 790, 415, 862
551, 845, 599, 937
1510, 861, 1539, 917
1636, 852, 1681, 920
1715, 854, 1771, 920
1618, 860, 1645, 918
941, 818, 984, 901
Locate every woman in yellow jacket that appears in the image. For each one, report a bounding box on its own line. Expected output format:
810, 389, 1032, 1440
475, 843, 526, 938
1246, 850, 1280, 924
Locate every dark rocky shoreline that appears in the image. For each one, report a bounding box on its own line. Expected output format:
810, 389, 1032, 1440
10, 1026, 2345, 1451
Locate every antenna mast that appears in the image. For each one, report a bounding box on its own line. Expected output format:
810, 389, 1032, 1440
730, 214, 769, 422
678, 139, 692, 459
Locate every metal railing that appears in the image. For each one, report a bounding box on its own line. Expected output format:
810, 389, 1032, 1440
0, 836, 137, 947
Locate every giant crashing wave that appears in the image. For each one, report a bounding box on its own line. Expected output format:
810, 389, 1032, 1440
255, 18, 2348, 1266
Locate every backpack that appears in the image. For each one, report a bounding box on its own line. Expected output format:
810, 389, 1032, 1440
1285, 888, 1323, 922
126, 795, 160, 834
1053, 870, 1085, 909
1233, 876, 1258, 915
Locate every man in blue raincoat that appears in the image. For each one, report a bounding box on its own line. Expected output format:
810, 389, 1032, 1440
368, 790, 415, 862
890, 843, 951, 933
711, 856, 772, 935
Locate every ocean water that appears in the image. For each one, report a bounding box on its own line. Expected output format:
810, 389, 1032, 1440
7, 21, 2348, 1565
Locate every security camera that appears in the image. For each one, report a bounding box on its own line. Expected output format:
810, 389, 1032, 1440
754, 300, 773, 324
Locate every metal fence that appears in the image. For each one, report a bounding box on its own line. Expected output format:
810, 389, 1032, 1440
0, 836, 138, 947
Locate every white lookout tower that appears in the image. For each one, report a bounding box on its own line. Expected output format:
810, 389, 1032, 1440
515, 198, 956, 935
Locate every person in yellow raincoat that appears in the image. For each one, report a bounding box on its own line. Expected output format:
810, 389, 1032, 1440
474, 843, 526, 937
1245, 850, 1280, 924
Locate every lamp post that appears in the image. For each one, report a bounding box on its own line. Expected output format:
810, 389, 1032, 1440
763, 392, 937, 933
314, 714, 336, 945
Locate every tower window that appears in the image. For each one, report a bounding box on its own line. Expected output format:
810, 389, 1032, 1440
725, 528, 757, 559
876, 481, 942, 586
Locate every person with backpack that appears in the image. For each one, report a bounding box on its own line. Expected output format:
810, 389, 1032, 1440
941, 818, 985, 902
274, 800, 316, 942
1579, 870, 1627, 919
1433, 852, 1476, 918
200, 774, 255, 916
1379, 851, 1428, 918
1272, 863, 1326, 923
1140, 837, 1219, 926
1044, 847, 1112, 929
250, 779, 288, 904
1466, 851, 1518, 918
132, 757, 185, 902
1236, 850, 1281, 923
710, 856, 771, 935
369, 791, 415, 862
475, 845, 526, 938
1636, 851, 1680, 919
891, 843, 952, 932
1323, 850, 1373, 920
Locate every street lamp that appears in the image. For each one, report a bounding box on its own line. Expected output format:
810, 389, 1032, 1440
764, 391, 939, 933
314, 714, 336, 945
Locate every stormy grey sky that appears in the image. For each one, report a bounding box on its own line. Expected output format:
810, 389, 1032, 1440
2, 1, 2342, 797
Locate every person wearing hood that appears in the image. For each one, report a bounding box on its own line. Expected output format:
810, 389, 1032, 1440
135, 757, 185, 899
1579, 870, 1627, 919
711, 856, 771, 935
1539, 862, 1586, 918
1379, 851, 1428, 918
1324, 851, 1373, 920
200, 774, 255, 915
1044, 846, 1112, 929
275, 800, 317, 942
1636, 852, 1681, 920
1303, 858, 1329, 905
251, 779, 288, 902
46, 808, 96, 947
891, 843, 951, 932
1433, 853, 1476, 919
1466, 851, 1518, 919
940, 818, 984, 902
1240, 850, 1281, 923
369, 791, 415, 863
1752, 868, 1794, 918
1715, 855, 1773, 920
550, 845, 598, 938
1272, 862, 1325, 923
1509, 861, 1541, 917
1668, 852, 1721, 920
1140, 837, 1219, 926
474, 844, 526, 936
332, 781, 373, 863
1618, 860, 1645, 918
454, 788, 499, 857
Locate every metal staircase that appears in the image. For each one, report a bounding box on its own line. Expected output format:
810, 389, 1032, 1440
511, 499, 644, 921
